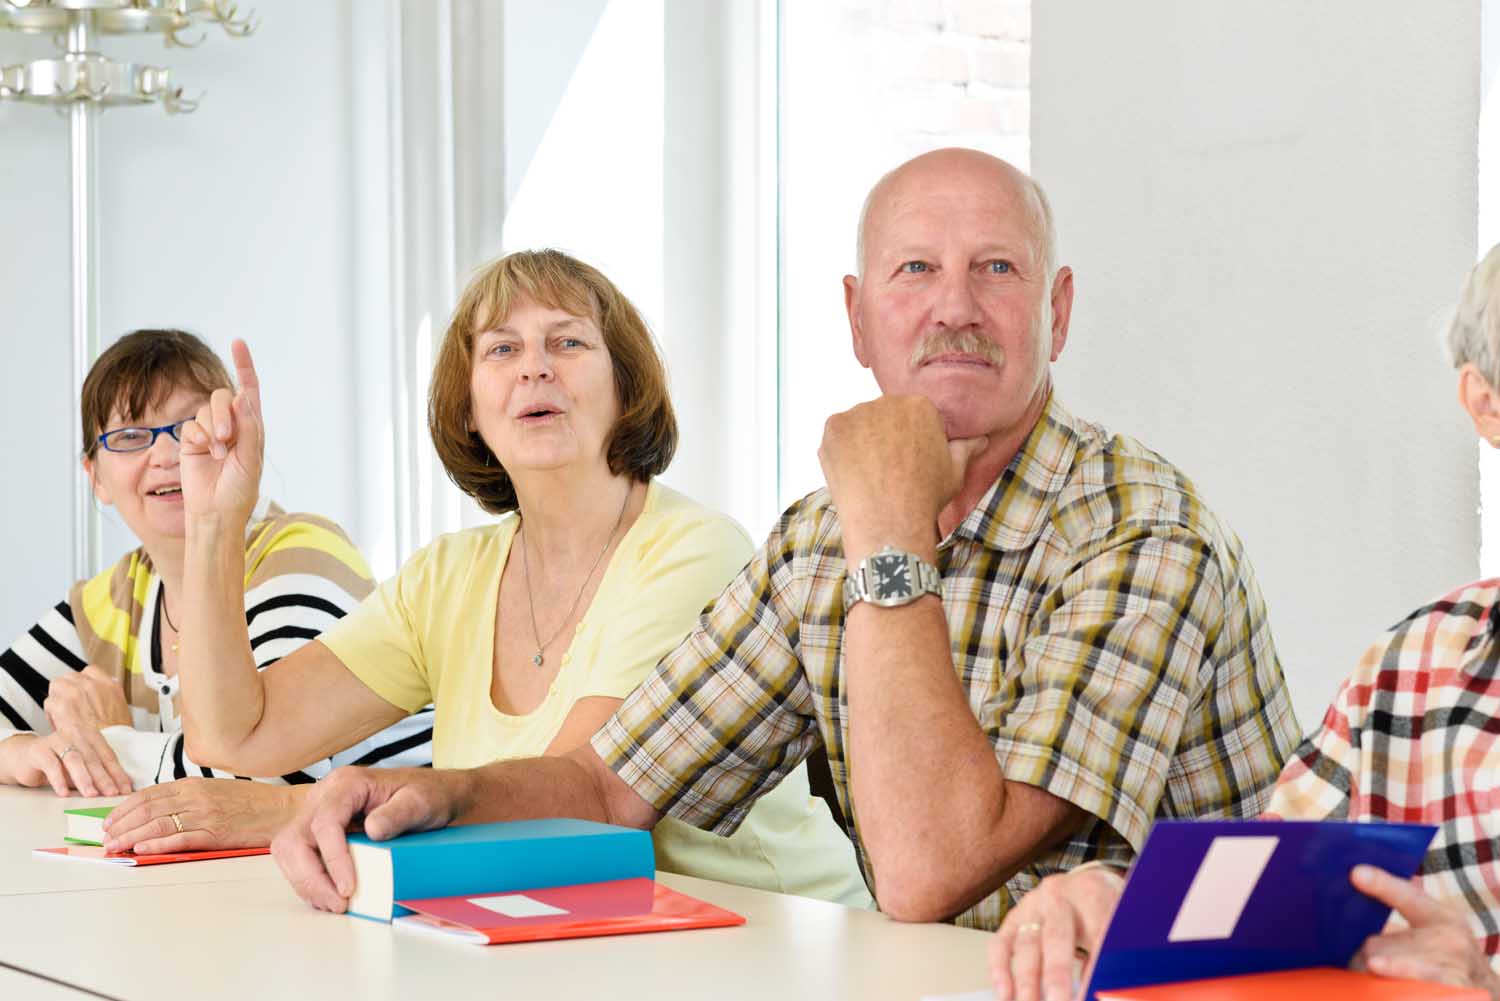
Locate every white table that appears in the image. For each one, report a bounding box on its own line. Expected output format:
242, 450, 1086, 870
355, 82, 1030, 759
0, 786, 995, 1000
0, 964, 96, 1001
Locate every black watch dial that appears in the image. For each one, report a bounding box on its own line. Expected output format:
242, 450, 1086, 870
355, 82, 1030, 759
871, 552, 913, 601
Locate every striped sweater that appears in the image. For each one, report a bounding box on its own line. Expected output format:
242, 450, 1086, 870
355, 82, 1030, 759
0, 499, 433, 785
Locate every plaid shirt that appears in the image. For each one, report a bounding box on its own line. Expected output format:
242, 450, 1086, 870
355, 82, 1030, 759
594, 395, 1299, 929
1266, 578, 1500, 960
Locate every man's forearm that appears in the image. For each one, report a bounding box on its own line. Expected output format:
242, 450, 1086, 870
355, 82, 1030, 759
846, 596, 1022, 921
179, 514, 263, 764
458, 756, 619, 827
455, 750, 661, 832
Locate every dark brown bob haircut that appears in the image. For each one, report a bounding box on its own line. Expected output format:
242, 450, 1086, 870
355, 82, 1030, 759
80, 329, 233, 459
428, 249, 678, 514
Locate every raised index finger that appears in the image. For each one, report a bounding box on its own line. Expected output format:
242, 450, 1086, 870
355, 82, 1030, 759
230, 339, 261, 416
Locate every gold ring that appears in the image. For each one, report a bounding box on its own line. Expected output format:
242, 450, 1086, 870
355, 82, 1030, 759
1014, 921, 1043, 936
169, 812, 184, 835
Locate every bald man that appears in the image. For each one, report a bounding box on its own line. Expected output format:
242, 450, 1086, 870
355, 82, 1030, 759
270, 149, 1300, 930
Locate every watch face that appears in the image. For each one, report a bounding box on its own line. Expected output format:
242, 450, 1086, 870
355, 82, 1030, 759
870, 552, 913, 601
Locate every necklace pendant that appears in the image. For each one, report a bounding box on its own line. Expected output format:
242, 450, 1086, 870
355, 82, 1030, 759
532, 652, 544, 667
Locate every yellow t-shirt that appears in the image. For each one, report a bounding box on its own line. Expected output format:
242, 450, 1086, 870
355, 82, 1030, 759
319, 481, 870, 907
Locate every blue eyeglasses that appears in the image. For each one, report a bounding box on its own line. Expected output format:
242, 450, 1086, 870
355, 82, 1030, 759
96, 419, 191, 454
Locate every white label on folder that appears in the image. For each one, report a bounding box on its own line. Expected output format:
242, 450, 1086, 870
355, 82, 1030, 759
467, 894, 570, 918
1166, 835, 1278, 942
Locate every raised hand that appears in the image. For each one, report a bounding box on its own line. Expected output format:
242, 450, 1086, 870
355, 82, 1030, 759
179, 339, 264, 527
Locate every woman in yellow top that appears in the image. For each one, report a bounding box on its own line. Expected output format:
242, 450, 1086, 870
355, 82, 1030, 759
114, 249, 868, 907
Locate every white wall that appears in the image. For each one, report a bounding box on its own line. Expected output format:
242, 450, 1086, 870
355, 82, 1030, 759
1032, 1, 1481, 728
1477, 0, 1500, 576
0, 0, 365, 644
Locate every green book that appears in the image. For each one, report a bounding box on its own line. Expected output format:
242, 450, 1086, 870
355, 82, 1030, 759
63, 805, 114, 846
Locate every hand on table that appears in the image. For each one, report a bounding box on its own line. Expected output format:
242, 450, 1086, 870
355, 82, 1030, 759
2, 725, 132, 798
989, 863, 1125, 1001
817, 395, 986, 562
1349, 865, 1500, 999
179, 339, 264, 527
30, 664, 135, 796
102, 777, 298, 855
272, 766, 472, 912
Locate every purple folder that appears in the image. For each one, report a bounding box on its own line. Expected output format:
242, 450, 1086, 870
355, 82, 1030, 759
1084, 819, 1437, 1000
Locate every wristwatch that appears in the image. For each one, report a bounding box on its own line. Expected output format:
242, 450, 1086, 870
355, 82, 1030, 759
843, 545, 942, 610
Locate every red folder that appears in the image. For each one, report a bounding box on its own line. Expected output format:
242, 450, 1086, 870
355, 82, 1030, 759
34, 845, 270, 866
393, 877, 744, 944
1096, 967, 1489, 1000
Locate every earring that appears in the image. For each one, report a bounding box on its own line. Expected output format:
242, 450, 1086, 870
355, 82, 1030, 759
1490, 437, 1500, 448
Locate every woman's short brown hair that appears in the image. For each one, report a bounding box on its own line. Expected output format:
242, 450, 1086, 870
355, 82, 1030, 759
428, 249, 678, 514
81, 329, 233, 458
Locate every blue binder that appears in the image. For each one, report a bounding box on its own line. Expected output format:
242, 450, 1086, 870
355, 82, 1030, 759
345, 817, 655, 921
1084, 819, 1438, 1000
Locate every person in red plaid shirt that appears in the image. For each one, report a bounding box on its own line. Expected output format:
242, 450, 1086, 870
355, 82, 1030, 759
990, 244, 1500, 1001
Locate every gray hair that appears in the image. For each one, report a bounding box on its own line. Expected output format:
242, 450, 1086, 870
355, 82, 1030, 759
1444, 243, 1500, 385
854, 161, 1059, 282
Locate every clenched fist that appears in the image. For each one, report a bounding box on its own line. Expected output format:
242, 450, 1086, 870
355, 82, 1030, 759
818, 395, 987, 564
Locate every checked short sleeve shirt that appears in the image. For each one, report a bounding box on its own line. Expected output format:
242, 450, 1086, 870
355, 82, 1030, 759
1266, 579, 1500, 960
593, 395, 1300, 929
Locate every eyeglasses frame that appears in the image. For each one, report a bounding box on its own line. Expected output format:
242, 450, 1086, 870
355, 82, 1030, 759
95, 418, 192, 454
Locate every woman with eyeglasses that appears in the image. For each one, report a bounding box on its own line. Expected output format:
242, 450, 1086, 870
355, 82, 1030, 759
0, 329, 434, 852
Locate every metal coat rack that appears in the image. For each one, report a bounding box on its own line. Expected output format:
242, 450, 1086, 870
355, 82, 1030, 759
0, 0, 256, 580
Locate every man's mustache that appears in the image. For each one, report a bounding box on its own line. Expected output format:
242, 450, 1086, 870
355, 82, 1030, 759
910, 329, 1007, 368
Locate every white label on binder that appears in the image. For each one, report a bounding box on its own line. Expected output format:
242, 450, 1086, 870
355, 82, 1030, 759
467, 893, 569, 918
1167, 835, 1278, 942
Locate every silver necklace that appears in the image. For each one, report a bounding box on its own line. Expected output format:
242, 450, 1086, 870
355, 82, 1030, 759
519, 488, 631, 667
